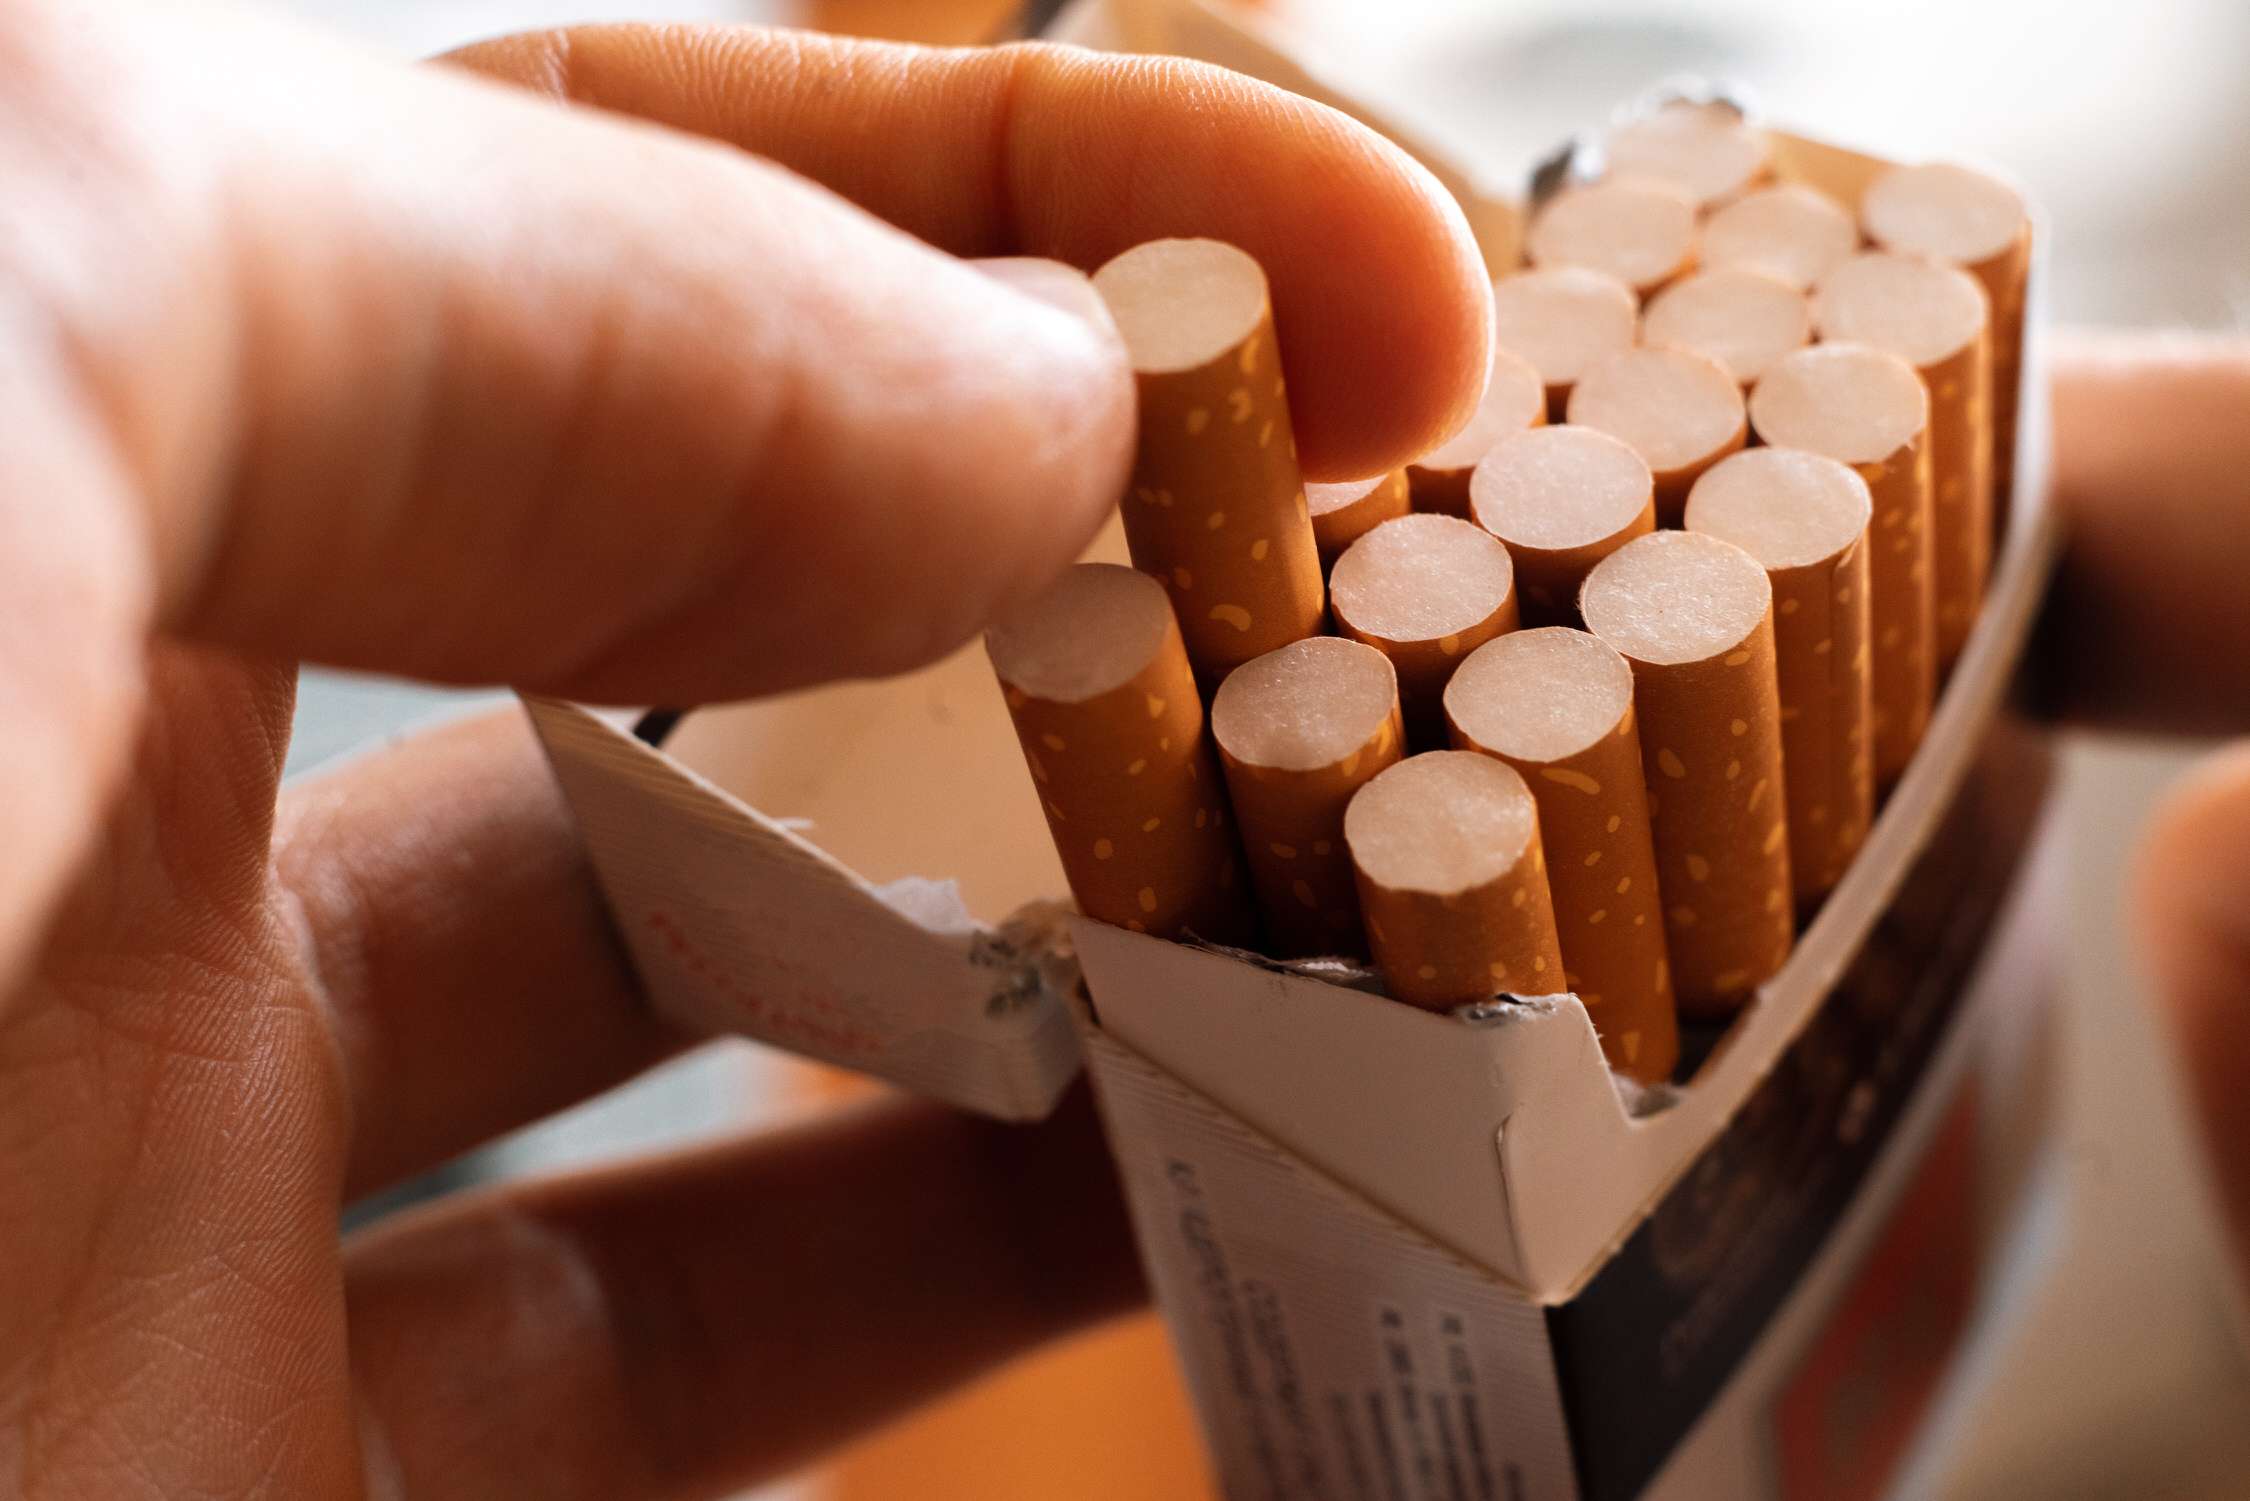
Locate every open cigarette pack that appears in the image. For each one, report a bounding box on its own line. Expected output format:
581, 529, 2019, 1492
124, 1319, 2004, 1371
524, 1, 2063, 1495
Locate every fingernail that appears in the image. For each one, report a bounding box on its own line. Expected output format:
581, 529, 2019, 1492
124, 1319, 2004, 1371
971, 256, 1117, 338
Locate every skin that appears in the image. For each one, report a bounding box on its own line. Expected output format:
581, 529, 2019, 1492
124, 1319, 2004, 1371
0, 7, 1492, 1498
0, 3, 2241, 1498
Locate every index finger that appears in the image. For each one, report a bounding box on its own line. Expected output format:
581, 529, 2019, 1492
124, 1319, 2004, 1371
444, 26, 1493, 483
0, 7, 1488, 987
2039, 332, 2250, 735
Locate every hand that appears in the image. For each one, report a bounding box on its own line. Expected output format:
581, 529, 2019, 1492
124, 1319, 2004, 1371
2042, 334, 2250, 1283
0, 6, 1489, 1497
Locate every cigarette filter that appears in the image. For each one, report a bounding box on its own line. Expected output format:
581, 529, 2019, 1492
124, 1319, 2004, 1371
1812, 251, 1993, 667
1860, 162, 2031, 510
986, 562, 1257, 944
1603, 101, 1772, 210
1329, 514, 1520, 747
1699, 183, 1858, 292
1210, 636, 1404, 958
1527, 178, 1700, 298
1344, 751, 1565, 1011
1641, 267, 1811, 386
1445, 628, 1678, 1081
1093, 238, 1326, 686
1581, 531, 1792, 1015
1749, 343, 1934, 783
1566, 345, 1747, 524
1685, 448, 1875, 906
1305, 470, 1411, 570
1468, 425, 1655, 626
1490, 267, 1639, 420
1406, 345, 1547, 517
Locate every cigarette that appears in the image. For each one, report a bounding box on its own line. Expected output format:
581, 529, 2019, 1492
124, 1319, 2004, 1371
1306, 470, 1412, 570
1468, 425, 1655, 626
1328, 514, 1520, 747
1210, 637, 1404, 957
1812, 251, 1994, 669
1490, 267, 1640, 420
1684, 449, 1876, 907
1602, 101, 1772, 211
1581, 531, 1792, 1015
986, 562, 1258, 945
1526, 178, 1700, 299
1749, 343, 1935, 783
1640, 267, 1811, 386
1860, 163, 2031, 514
1092, 238, 1327, 687
1445, 628, 1678, 1081
1700, 183, 1858, 292
1344, 751, 1565, 1011
1566, 345, 1747, 525
1405, 345, 1547, 518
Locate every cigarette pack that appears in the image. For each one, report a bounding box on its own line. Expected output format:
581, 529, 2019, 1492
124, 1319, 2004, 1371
521, 2, 2062, 1494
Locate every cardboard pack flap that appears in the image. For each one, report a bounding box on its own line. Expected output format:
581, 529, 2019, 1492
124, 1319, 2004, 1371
1076, 919, 1595, 1286
523, 697, 1080, 1120
1082, 1022, 1582, 1499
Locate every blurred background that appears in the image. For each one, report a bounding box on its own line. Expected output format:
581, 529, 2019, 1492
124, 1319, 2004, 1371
270, 0, 2249, 1495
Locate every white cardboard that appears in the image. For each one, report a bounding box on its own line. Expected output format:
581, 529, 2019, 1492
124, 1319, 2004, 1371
524, 696, 1078, 1119
1086, 1022, 1581, 1500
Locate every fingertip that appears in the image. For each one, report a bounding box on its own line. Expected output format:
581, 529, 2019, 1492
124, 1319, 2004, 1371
957, 257, 1137, 640
1008, 48, 1492, 482
2134, 741, 2250, 1268
316, 26, 1483, 703
696, 245, 1134, 695
1278, 122, 1494, 482
2134, 742, 2250, 958
450, 28, 1493, 491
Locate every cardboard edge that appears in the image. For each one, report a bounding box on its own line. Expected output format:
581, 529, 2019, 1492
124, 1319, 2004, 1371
1080, 1019, 1530, 1287
520, 695, 1083, 1121
1074, 916, 1616, 1286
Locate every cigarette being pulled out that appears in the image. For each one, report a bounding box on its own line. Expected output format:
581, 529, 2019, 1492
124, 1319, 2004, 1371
987, 563, 1257, 945
1093, 238, 1326, 687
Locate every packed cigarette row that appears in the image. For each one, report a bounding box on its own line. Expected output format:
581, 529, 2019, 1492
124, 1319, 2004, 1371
986, 105, 2028, 1086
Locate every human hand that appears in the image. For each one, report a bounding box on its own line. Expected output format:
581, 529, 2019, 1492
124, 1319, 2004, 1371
2042, 333, 2250, 1284
0, 6, 1490, 1496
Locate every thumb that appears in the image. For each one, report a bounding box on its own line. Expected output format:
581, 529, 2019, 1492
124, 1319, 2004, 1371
2135, 740, 2250, 1281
